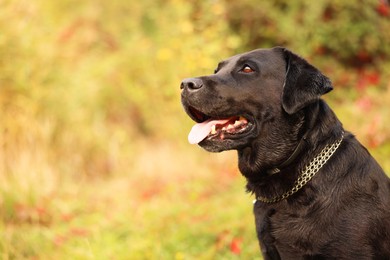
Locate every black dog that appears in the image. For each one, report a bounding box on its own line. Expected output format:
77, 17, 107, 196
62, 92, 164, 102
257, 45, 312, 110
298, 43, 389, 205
180, 47, 390, 259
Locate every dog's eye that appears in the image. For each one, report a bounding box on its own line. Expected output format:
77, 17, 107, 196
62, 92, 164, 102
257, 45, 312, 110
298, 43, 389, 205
241, 65, 254, 73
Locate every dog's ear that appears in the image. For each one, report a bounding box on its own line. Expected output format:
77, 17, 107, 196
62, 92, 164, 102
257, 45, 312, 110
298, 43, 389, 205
279, 48, 333, 114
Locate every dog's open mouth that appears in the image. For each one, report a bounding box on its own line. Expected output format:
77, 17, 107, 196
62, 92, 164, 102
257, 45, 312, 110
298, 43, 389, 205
187, 107, 253, 144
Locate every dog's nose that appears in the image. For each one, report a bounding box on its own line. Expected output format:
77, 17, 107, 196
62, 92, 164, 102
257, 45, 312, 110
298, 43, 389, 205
180, 78, 203, 90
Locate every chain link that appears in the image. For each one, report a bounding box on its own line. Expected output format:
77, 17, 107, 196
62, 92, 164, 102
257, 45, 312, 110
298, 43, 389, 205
256, 133, 344, 204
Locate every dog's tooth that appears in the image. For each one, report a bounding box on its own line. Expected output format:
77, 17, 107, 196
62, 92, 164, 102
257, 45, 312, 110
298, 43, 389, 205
234, 120, 241, 126
222, 126, 227, 131
211, 125, 217, 134
239, 116, 247, 123
227, 124, 234, 130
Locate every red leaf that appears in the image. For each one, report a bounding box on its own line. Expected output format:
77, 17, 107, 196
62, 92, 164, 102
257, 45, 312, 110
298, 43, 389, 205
357, 71, 380, 90
230, 237, 242, 255
377, 1, 390, 17
367, 73, 380, 85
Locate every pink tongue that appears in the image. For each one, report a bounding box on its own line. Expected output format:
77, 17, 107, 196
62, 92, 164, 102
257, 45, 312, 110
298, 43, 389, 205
188, 118, 230, 144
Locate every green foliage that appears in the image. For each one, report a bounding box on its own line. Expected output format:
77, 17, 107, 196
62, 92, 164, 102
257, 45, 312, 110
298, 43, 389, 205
225, 0, 390, 68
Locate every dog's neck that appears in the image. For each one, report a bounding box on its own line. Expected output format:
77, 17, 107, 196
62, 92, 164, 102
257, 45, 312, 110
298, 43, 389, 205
243, 101, 344, 203
256, 132, 344, 203
266, 102, 320, 175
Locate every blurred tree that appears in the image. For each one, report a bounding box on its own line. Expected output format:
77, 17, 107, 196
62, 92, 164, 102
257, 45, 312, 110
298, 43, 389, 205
224, 0, 390, 68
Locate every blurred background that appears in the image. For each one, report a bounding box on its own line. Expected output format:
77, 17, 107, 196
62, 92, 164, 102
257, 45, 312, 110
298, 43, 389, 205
1, 0, 389, 258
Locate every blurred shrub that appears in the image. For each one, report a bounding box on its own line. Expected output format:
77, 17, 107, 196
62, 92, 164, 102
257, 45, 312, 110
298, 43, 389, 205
0, 0, 389, 184
224, 0, 390, 69
0, 0, 240, 183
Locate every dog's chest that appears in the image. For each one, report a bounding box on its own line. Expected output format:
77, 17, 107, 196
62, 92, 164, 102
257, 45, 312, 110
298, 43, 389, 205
254, 203, 324, 256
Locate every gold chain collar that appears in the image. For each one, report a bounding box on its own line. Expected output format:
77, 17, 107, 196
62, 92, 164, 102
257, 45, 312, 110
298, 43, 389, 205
255, 133, 344, 204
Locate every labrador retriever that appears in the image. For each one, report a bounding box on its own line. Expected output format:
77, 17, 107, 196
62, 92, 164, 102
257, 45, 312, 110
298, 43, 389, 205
180, 47, 390, 259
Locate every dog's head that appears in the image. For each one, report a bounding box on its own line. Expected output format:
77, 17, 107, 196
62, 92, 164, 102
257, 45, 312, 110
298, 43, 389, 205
180, 47, 332, 172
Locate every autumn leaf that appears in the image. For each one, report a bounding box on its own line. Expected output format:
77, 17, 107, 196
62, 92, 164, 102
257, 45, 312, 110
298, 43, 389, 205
377, 0, 390, 17
230, 237, 242, 255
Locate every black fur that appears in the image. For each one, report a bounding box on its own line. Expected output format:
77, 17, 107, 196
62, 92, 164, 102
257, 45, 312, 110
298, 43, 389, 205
282, 49, 333, 114
181, 47, 390, 259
